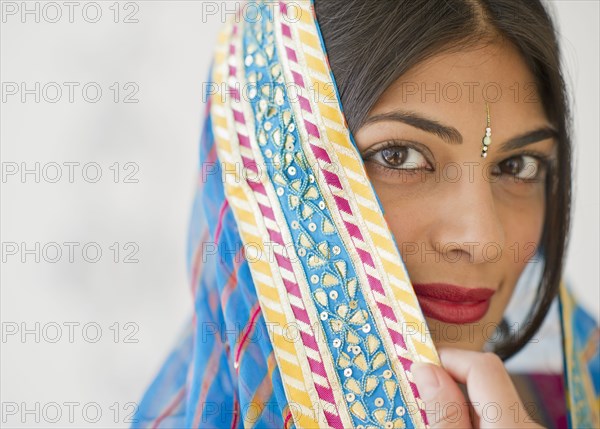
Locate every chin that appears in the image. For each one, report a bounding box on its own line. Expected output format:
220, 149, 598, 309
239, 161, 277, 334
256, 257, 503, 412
424, 317, 489, 352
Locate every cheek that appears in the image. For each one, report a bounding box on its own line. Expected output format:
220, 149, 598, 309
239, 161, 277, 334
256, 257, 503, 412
498, 194, 546, 264
489, 193, 546, 318
370, 179, 433, 243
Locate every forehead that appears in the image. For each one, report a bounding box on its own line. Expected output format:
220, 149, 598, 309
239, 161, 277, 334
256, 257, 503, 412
399, 41, 533, 87
371, 41, 549, 129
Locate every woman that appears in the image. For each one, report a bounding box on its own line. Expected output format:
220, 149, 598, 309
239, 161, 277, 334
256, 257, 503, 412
133, 1, 599, 428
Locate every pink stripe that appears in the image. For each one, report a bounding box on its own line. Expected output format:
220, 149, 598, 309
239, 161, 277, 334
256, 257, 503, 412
390, 330, 408, 351
258, 203, 275, 222
410, 381, 420, 399
231, 86, 240, 101
268, 229, 284, 246
220, 247, 244, 312
274, 252, 294, 272
310, 144, 332, 163
283, 278, 301, 297
255, 201, 276, 222
344, 220, 363, 240
291, 305, 310, 325
323, 409, 344, 429
285, 46, 298, 63
233, 109, 244, 123
191, 228, 210, 298
206, 142, 218, 164
238, 133, 251, 148
299, 95, 312, 113
282, 23, 292, 39
151, 387, 185, 429
279, 1, 288, 15
241, 156, 258, 174
284, 411, 293, 429
378, 302, 396, 320
300, 330, 320, 352
305, 120, 320, 138
307, 356, 328, 378
333, 195, 352, 215
367, 274, 385, 294
398, 355, 412, 369
292, 70, 305, 86
357, 247, 375, 268
229, 397, 239, 429
314, 382, 334, 400
247, 179, 266, 194
234, 305, 262, 368
322, 169, 342, 189
214, 199, 230, 244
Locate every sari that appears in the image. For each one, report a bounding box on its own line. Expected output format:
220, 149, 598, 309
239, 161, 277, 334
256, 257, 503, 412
132, 1, 599, 428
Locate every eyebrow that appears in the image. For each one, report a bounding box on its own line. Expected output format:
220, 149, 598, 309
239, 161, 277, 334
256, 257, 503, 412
362, 110, 558, 151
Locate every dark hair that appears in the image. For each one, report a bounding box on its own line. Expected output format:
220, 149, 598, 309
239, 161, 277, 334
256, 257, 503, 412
313, 0, 572, 360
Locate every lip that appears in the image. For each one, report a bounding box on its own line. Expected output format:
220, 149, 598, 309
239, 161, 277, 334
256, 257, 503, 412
413, 283, 495, 324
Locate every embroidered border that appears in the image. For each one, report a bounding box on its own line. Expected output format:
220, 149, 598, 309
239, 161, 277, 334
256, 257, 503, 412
211, 14, 323, 429
242, 3, 419, 428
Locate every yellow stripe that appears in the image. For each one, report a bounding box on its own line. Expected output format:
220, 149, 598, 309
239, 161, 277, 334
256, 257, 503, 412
305, 53, 329, 77
298, 28, 319, 50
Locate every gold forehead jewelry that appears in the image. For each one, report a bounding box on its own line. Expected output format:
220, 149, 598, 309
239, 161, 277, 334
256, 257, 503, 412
481, 102, 492, 158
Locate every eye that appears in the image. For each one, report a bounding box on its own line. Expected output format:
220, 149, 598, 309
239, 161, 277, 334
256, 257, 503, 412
496, 155, 544, 181
364, 143, 430, 171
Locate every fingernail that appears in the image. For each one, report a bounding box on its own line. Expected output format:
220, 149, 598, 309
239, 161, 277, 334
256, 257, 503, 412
411, 363, 440, 401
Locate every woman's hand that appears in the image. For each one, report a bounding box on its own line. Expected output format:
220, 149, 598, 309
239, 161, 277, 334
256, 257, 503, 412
411, 348, 544, 428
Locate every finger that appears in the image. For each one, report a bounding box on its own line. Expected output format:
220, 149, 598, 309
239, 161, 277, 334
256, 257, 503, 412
411, 362, 473, 428
438, 348, 542, 428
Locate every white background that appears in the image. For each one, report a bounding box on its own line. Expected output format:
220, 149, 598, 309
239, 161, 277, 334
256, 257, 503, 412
1, 1, 598, 427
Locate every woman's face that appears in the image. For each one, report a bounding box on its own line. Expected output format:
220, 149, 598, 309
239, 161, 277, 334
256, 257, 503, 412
354, 41, 557, 351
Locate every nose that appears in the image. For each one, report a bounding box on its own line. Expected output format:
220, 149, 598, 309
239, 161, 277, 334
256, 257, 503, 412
427, 167, 506, 264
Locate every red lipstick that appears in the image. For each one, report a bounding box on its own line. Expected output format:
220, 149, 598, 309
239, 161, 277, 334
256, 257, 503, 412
412, 283, 495, 324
